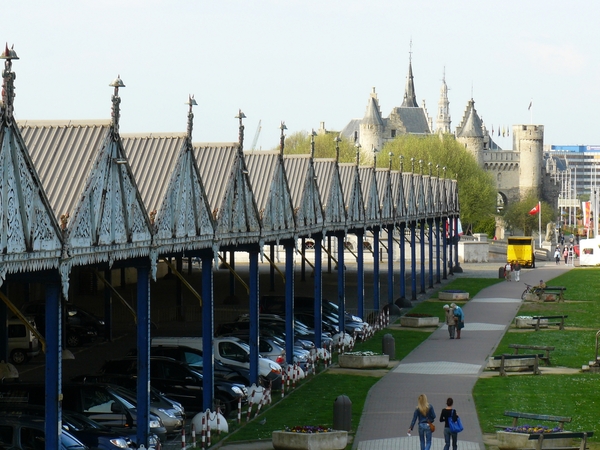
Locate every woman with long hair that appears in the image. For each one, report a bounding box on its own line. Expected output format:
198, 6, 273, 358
440, 397, 459, 450
408, 394, 436, 450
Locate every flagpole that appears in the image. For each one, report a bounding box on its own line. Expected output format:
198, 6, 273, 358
538, 201, 542, 247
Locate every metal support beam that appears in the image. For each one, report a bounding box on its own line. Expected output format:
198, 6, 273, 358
313, 234, 323, 348
136, 263, 151, 448
420, 220, 426, 294
410, 221, 417, 301
285, 241, 295, 365
373, 227, 380, 312
337, 232, 346, 334
428, 219, 434, 289
387, 226, 394, 305
357, 230, 364, 319
217, 253, 249, 294
201, 253, 215, 411
249, 249, 260, 385
435, 217, 441, 284
399, 223, 406, 300
44, 279, 61, 450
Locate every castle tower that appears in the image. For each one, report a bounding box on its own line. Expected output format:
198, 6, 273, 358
359, 87, 384, 160
436, 70, 451, 133
514, 124, 544, 197
455, 99, 484, 166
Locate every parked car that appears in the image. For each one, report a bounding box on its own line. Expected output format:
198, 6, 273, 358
6, 317, 41, 365
71, 375, 185, 436
0, 382, 167, 443
0, 404, 139, 449
151, 336, 283, 389
98, 356, 247, 417
0, 414, 89, 450
66, 324, 98, 347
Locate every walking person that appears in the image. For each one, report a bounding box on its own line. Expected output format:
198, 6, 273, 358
504, 261, 512, 281
451, 303, 464, 339
513, 261, 521, 282
554, 247, 560, 264
443, 304, 456, 339
440, 398, 459, 450
408, 394, 436, 450
563, 247, 569, 264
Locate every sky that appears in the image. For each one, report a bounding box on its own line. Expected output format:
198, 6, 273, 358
4, 1, 600, 150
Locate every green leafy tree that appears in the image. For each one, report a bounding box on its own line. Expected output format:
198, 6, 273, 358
502, 190, 555, 236
280, 132, 497, 233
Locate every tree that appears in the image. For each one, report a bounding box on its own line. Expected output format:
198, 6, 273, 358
502, 190, 556, 236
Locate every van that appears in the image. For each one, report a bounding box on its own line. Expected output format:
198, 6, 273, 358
6, 317, 40, 365
151, 336, 282, 389
507, 236, 536, 268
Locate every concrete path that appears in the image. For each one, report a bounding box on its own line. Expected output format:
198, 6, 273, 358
353, 262, 571, 450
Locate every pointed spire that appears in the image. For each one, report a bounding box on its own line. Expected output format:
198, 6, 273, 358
334, 136, 340, 162
363, 87, 384, 126
436, 67, 451, 133
355, 141, 361, 165
401, 43, 419, 108
279, 121, 287, 156
0, 43, 19, 123
109, 75, 125, 134
236, 109, 246, 152
186, 95, 197, 141
388, 152, 393, 171
456, 99, 484, 138
310, 129, 317, 159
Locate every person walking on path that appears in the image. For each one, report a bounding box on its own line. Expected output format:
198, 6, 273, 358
408, 394, 436, 450
504, 261, 512, 281
440, 398, 459, 450
513, 261, 521, 282
451, 303, 464, 339
563, 247, 569, 264
554, 248, 560, 264
443, 304, 456, 339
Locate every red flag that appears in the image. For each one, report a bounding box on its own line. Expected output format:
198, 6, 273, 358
529, 203, 540, 215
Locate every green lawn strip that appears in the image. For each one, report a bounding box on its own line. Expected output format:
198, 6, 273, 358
350, 328, 432, 361
517, 300, 600, 329
474, 374, 600, 440
494, 329, 596, 368
225, 373, 379, 442
541, 268, 600, 301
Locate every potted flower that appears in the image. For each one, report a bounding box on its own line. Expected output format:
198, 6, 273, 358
338, 351, 389, 369
272, 425, 348, 450
400, 313, 439, 328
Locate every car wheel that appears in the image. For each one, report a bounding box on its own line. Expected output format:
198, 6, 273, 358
10, 348, 28, 365
213, 395, 231, 418
66, 333, 81, 347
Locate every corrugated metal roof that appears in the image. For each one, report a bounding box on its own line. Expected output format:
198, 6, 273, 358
283, 155, 324, 235
283, 155, 309, 207
339, 163, 364, 225
122, 133, 186, 213
18, 120, 111, 219
358, 166, 380, 224
375, 169, 394, 223
314, 159, 346, 229
193, 143, 238, 214
244, 151, 278, 214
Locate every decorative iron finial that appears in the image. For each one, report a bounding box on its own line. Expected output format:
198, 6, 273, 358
310, 129, 317, 159
411, 157, 415, 173
1, 43, 19, 123
109, 75, 125, 134
436, 164, 440, 178
428, 162, 432, 176
399, 155, 404, 173
388, 152, 393, 171
279, 121, 287, 155
236, 110, 246, 151
373, 145, 377, 168
334, 136, 341, 162
419, 160, 423, 175
186, 95, 197, 140
443, 166, 447, 178
355, 142, 361, 165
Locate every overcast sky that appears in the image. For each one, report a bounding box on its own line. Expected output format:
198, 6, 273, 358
4, 1, 599, 149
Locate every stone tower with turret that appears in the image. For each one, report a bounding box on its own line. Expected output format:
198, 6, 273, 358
359, 88, 384, 159
514, 124, 544, 198
455, 99, 484, 166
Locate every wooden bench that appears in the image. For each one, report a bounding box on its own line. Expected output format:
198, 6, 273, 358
509, 344, 555, 365
525, 431, 593, 450
496, 411, 572, 430
487, 354, 542, 376
531, 315, 567, 331
539, 286, 566, 302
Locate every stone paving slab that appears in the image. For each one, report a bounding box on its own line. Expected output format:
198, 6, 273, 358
357, 437, 481, 450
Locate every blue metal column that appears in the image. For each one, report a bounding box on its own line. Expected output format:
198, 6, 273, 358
448, 218, 454, 275
442, 218, 448, 279
453, 216, 461, 272
313, 234, 323, 348
202, 252, 215, 410
103, 269, 113, 342
357, 230, 364, 319
428, 219, 434, 288
285, 240, 295, 365
387, 226, 394, 305
420, 220, 426, 294
399, 223, 406, 300
435, 217, 441, 284
269, 244, 275, 291
248, 249, 260, 383
136, 263, 151, 448
372, 227, 380, 312
45, 278, 62, 450
410, 221, 417, 300
337, 232, 346, 334
229, 251, 236, 296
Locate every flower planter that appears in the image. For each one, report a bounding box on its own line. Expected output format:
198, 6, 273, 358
272, 430, 348, 450
438, 290, 469, 301
338, 353, 389, 369
496, 431, 572, 450
400, 316, 439, 328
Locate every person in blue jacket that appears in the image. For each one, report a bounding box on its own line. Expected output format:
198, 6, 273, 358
451, 303, 464, 339
408, 394, 436, 450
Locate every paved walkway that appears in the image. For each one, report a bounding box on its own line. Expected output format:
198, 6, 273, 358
353, 261, 571, 450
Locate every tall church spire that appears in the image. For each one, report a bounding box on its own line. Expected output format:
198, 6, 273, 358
401, 42, 419, 108
436, 68, 451, 133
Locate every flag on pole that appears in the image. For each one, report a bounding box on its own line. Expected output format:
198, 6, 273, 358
529, 203, 540, 215
528, 100, 532, 110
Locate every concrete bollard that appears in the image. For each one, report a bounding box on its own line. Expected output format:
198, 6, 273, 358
333, 395, 352, 431
382, 333, 395, 359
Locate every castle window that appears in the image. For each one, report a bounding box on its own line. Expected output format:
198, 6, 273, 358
391, 129, 396, 138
